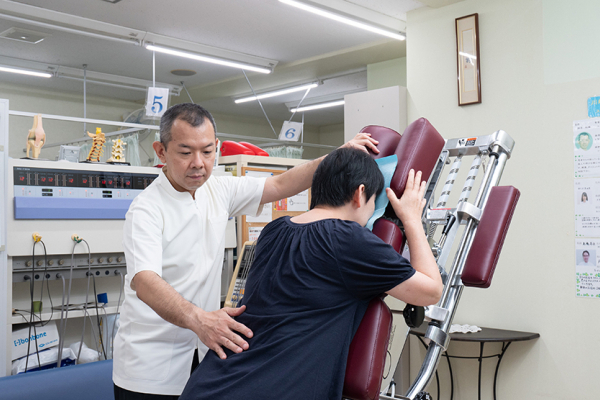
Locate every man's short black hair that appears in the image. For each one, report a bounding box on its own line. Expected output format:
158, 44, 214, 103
159, 103, 217, 148
310, 147, 384, 209
583, 250, 590, 256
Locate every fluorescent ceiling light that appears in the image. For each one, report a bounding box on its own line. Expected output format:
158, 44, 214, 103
0, 65, 51, 78
279, 0, 405, 41
0, 12, 140, 45
146, 44, 272, 74
291, 100, 344, 112
235, 83, 318, 104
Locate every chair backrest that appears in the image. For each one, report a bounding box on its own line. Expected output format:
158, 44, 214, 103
462, 186, 520, 288
342, 119, 445, 400
343, 297, 393, 400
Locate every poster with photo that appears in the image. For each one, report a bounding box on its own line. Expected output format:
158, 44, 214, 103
574, 119, 600, 178
574, 178, 600, 237
573, 119, 600, 298
575, 239, 600, 298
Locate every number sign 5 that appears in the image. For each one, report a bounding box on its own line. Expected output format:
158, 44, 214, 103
146, 87, 170, 118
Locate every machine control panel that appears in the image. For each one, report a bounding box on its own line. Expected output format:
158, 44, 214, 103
13, 166, 158, 199
12, 165, 160, 220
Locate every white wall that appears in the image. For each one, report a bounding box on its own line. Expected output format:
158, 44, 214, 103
318, 123, 344, 157
367, 57, 407, 90
407, 0, 600, 398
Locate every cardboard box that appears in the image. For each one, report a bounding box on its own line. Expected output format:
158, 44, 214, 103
11, 320, 59, 361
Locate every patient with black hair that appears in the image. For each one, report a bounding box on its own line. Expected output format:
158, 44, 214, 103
180, 147, 442, 400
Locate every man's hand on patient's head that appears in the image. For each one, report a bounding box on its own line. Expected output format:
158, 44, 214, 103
387, 169, 427, 227
194, 305, 254, 360
341, 132, 379, 154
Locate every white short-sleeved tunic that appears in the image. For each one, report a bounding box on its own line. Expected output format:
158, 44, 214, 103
113, 168, 266, 395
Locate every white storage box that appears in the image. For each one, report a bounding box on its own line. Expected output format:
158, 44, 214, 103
11, 320, 59, 361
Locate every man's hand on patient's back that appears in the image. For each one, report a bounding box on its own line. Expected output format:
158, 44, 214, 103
194, 305, 254, 360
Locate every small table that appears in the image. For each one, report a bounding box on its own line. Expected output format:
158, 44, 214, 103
409, 324, 539, 400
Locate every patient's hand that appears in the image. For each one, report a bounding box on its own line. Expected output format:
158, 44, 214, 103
195, 305, 254, 360
387, 169, 426, 227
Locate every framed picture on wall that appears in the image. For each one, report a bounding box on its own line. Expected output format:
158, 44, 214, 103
455, 13, 481, 106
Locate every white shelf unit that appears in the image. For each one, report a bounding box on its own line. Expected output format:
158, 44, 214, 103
218, 155, 309, 254
11, 302, 122, 325
0, 104, 162, 377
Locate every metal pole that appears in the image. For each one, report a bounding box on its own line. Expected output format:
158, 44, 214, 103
83, 64, 87, 135
242, 70, 278, 138
301, 112, 304, 151
181, 81, 194, 104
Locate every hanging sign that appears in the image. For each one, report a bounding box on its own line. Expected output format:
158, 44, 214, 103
145, 87, 170, 118
279, 121, 303, 142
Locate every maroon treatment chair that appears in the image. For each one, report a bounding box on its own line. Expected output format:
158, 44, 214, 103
343, 121, 520, 400
342, 119, 445, 400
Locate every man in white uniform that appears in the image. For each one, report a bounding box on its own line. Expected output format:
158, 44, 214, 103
112, 103, 378, 399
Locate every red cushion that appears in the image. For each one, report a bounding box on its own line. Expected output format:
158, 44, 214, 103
239, 142, 270, 157
462, 186, 520, 288
360, 125, 402, 160
343, 297, 393, 400
362, 119, 445, 198
372, 218, 405, 253
220, 141, 254, 156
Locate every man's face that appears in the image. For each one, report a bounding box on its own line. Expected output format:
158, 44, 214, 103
583, 252, 590, 263
153, 119, 217, 196
579, 134, 590, 150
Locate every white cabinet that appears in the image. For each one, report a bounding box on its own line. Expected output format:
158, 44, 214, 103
344, 86, 407, 142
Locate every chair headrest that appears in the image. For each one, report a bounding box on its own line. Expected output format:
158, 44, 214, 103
361, 118, 445, 199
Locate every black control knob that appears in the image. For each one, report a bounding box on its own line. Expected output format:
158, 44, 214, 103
403, 304, 425, 328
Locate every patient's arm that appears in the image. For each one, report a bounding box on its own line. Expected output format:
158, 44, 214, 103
385, 170, 443, 306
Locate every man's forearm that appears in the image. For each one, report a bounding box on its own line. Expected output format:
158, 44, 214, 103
133, 270, 201, 333
261, 133, 379, 204
132, 270, 254, 358
261, 155, 325, 204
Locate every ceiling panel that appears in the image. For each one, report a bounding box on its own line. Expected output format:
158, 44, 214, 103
11, 0, 387, 62
346, 0, 425, 21
0, 0, 418, 126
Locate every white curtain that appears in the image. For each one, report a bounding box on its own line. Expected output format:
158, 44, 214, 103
122, 133, 141, 166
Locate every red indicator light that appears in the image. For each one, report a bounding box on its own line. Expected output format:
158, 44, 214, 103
41, 177, 46, 182
49, 178, 53, 182
126, 181, 130, 185
69, 178, 74, 183
19, 177, 25, 181
83, 179, 88, 183
102, 180, 106, 185
108, 180, 113, 184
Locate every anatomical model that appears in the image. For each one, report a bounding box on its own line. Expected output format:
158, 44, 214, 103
106, 138, 127, 163
25, 114, 46, 159
86, 127, 106, 162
